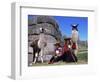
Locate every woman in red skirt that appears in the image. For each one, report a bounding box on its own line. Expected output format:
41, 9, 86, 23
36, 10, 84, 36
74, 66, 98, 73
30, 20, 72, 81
54, 38, 78, 62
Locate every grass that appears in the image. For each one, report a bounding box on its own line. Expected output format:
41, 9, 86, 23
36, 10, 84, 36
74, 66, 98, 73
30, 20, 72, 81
77, 51, 88, 62
29, 51, 88, 66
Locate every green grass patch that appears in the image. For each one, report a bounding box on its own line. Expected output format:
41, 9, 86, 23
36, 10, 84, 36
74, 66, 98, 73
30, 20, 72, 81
30, 51, 88, 67
77, 52, 88, 62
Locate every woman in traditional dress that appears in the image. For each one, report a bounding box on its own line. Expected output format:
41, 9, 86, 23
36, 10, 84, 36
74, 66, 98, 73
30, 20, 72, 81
48, 42, 63, 64
53, 38, 77, 63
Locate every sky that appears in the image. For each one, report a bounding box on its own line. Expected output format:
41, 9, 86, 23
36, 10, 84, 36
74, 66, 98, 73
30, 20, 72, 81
53, 16, 88, 41
28, 15, 88, 41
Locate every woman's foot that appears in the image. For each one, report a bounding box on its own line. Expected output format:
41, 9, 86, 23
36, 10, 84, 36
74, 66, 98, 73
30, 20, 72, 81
48, 61, 54, 64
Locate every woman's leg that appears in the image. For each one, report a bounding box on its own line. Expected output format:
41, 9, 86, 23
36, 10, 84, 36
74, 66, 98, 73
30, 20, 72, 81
54, 55, 64, 62
48, 56, 55, 64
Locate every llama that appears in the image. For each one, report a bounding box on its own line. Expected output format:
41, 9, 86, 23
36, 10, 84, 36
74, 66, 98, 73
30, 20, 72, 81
30, 28, 47, 64
30, 39, 41, 64
71, 24, 79, 56
38, 27, 47, 63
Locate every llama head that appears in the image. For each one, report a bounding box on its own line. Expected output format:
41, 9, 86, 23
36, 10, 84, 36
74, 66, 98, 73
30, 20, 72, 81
71, 24, 79, 31
40, 27, 45, 33
71, 24, 79, 43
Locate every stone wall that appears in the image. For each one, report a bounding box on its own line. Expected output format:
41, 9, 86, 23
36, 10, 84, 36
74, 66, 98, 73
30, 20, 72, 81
28, 16, 62, 55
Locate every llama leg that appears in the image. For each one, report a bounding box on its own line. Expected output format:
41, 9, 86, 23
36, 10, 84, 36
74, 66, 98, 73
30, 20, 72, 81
33, 53, 38, 64
40, 50, 43, 63
40, 56, 43, 63
74, 50, 78, 56
75, 43, 78, 56
33, 51, 35, 62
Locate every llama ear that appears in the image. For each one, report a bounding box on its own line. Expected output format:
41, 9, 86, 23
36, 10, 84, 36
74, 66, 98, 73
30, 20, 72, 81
45, 28, 50, 33
76, 24, 79, 27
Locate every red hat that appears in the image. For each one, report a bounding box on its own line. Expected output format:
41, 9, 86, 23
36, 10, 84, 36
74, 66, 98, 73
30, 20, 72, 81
54, 42, 61, 47
64, 38, 71, 41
